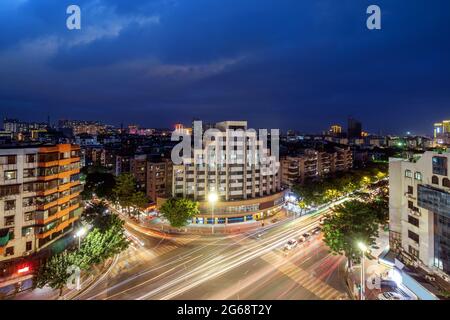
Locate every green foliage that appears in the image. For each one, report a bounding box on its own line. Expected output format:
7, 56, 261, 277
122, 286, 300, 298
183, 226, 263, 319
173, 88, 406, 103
113, 173, 137, 212
130, 191, 149, 217
322, 200, 379, 267
160, 198, 200, 228
34, 213, 128, 295
292, 163, 388, 207
80, 221, 129, 265
34, 251, 79, 295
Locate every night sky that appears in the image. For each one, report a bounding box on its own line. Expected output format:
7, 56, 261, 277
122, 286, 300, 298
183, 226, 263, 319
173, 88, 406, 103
1, 0, 449, 135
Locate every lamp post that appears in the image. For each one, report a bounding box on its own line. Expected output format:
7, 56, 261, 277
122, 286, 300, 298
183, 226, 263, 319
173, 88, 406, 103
208, 192, 218, 235
74, 227, 86, 250
357, 242, 368, 300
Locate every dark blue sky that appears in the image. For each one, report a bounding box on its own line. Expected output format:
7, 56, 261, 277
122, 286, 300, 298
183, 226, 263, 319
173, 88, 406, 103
0, 0, 449, 135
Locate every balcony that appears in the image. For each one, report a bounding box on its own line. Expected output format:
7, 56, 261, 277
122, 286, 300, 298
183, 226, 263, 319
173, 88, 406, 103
36, 216, 78, 239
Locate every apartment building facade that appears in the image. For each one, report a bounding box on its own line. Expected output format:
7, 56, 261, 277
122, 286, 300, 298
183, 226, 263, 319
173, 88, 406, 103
434, 120, 450, 146
0, 144, 82, 277
146, 157, 173, 203
389, 151, 450, 275
130, 154, 147, 191
280, 146, 353, 187
170, 121, 284, 224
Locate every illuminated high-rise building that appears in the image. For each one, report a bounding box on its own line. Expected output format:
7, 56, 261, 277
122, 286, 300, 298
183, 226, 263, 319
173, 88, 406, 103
434, 120, 450, 146
0, 144, 82, 280
329, 125, 342, 136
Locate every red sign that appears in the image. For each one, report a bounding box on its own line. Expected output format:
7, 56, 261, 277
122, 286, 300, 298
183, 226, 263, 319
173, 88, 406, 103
17, 266, 30, 274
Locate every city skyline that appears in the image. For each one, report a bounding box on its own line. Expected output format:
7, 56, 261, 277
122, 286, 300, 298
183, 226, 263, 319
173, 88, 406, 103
1, 1, 450, 135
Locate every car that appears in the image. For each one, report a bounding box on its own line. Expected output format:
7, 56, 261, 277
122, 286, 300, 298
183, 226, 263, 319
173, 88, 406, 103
299, 232, 311, 241
377, 292, 405, 300
284, 239, 298, 250
311, 227, 321, 235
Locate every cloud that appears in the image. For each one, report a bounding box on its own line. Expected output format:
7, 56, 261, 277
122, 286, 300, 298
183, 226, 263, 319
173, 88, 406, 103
66, 1, 160, 47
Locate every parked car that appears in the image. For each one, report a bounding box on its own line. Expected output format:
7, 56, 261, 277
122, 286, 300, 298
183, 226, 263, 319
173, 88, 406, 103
311, 227, 321, 235
284, 239, 298, 250
378, 292, 405, 300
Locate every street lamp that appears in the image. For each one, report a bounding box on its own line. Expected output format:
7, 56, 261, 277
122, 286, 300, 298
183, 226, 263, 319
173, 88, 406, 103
74, 227, 86, 250
208, 192, 218, 235
357, 242, 368, 300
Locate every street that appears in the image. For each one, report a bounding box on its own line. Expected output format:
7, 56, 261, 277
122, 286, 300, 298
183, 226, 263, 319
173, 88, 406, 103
75, 211, 348, 300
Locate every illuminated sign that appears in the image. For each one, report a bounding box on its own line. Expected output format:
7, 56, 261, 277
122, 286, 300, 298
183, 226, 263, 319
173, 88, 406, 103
17, 266, 30, 274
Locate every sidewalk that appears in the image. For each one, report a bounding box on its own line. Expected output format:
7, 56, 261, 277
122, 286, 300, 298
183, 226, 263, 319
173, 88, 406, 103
346, 227, 417, 300
113, 205, 293, 236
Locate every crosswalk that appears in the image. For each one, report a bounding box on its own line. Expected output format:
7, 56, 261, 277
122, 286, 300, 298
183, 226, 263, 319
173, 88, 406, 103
261, 251, 344, 300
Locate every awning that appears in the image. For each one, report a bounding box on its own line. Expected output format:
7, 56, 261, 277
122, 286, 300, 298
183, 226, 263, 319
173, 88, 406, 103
0, 228, 10, 247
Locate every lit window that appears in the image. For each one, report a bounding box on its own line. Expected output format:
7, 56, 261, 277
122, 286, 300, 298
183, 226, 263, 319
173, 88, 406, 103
414, 172, 422, 181
405, 170, 412, 178
4, 170, 17, 180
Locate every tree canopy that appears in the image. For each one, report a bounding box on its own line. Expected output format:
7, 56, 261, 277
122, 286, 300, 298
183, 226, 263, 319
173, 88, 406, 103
160, 198, 200, 228
322, 200, 379, 268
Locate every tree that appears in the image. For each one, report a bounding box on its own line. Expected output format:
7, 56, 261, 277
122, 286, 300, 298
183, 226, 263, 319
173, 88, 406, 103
160, 198, 200, 228
130, 191, 149, 219
113, 173, 137, 214
83, 200, 108, 226
80, 215, 129, 266
369, 188, 389, 225
324, 189, 342, 203
297, 200, 307, 214
34, 251, 79, 296
81, 169, 116, 200
322, 200, 379, 269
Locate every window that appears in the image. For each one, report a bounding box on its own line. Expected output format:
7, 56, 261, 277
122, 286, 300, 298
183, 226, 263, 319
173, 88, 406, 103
5, 246, 14, 256
22, 227, 32, 237
443, 178, 450, 188
432, 175, 439, 185
23, 169, 36, 178
26, 154, 36, 163
408, 200, 414, 210
26, 241, 32, 251
405, 170, 412, 178
408, 215, 420, 227
408, 186, 414, 194
432, 156, 448, 176
408, 230, 420, 243
23, 197, 35, 207
4, 200, 15, 211
4, 216, 15, 226
414, 172, 422, 181
0, 184, 20, 197
24, 212, 34, 221
7, 155, 16, 165
4, 170, 17, 180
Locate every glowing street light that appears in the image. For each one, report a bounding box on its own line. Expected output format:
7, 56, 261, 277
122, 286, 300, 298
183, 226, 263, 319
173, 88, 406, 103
74, 227, 87, 250
208, 192, 218, 235
357, 241, 368, 300
358, 242, 368, 252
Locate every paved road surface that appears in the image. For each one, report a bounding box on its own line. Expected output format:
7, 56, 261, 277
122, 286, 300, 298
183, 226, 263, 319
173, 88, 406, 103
76, 211, 348, 300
